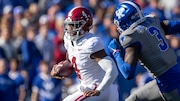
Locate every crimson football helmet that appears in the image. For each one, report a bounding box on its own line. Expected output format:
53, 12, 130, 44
64, 6, 93, 41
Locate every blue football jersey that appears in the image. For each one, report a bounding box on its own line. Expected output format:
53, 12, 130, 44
0, 74, 18, 101
32, 73, 62, 101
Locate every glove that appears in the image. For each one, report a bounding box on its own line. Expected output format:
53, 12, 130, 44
108, 39, 121, 55
108, 39, 125, 58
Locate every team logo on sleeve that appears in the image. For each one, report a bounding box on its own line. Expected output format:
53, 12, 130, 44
120, 36, 126, 44
82, 11, 88, 19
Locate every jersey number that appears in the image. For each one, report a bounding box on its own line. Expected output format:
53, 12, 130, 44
148, 26, 169, 52
72, 57, 81, 79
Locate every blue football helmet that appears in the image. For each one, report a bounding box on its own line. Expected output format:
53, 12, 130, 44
114, 1, 144, 33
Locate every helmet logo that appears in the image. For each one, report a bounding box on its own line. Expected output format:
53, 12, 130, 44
82, 11, 88, 20
66, 17, 72, 21
115, 7, 126, 19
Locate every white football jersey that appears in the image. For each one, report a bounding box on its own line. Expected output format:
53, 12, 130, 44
64, 33, 105, 85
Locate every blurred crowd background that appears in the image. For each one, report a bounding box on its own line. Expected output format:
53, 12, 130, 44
0, 0, 180, 101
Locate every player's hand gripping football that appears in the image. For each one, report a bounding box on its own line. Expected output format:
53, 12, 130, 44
50, 64, 65, 79
50, 60, 74, 79
84, 90, 100, 97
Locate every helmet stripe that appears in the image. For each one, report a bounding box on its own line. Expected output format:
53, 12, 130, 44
122, 1, 143, 18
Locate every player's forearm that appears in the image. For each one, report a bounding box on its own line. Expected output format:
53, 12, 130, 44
96, 70, 118, 92
96, 56, 118, 92
162, 20, 180, 34
18, 89, 26, 101
113, 51, 136, 80
30, 92, 38, 101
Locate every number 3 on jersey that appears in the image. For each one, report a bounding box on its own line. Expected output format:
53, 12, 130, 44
72, 57, 81, 79
148, 26, 169, 52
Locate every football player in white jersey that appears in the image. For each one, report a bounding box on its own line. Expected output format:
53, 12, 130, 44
109, 1, 180, 101
51, 6, 119, 101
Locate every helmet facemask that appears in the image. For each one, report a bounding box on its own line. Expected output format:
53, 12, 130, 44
64, 6, 93, 41
64, 19, 86, 41
114, 19, 127, 34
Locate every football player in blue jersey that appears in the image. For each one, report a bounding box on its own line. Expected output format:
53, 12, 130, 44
108, 1, 180, 101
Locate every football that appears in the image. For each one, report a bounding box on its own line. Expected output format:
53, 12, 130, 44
54, 60, 74, 77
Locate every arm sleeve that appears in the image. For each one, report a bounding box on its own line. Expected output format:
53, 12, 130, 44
167, 20, 180, 34
96, 56, 118, 92
32, 77, 40, 93
113, 51, 136, 80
